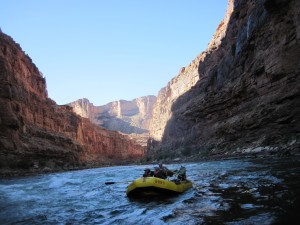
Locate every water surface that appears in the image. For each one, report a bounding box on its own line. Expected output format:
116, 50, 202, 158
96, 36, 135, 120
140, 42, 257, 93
1, 157, 300, 224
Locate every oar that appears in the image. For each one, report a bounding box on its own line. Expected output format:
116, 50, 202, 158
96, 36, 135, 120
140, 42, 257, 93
105, 181, 131, 185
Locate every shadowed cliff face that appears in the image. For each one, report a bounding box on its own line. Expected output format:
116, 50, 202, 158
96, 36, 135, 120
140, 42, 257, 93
149, 0, 234, 143
148, 0, 300, 159
0, 32, 145, 176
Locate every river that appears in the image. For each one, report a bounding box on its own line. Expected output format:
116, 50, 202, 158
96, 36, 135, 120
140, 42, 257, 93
1, 157, 300, 224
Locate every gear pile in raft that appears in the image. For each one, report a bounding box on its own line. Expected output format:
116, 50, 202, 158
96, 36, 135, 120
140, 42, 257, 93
126, 163, 193, 197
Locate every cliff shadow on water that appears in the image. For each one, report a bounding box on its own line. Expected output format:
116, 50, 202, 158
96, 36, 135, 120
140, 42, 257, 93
148, 0, 300, 161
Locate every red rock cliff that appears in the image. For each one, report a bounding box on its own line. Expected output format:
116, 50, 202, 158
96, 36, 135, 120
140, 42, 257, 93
0, 32, 145, 176
69, 96, 156, 135
69, 96, 156, 147
148, 0, 300, 158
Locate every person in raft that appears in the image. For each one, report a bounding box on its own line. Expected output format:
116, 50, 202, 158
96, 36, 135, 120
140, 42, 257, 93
175, 166, 187, 181
153, 163, 174, 179
153, 167, 166, 179
143, 168, 154, 177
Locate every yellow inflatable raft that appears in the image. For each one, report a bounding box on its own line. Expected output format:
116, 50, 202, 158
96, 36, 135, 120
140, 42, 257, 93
126, 177, 193, 197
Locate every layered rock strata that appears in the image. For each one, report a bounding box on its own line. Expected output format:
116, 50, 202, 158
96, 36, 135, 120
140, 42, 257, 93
70, 96, 156, 134
69, 96, 156, 146
0, 32, 145, 176
149, 1, 234, 143
148, 0, 300, 158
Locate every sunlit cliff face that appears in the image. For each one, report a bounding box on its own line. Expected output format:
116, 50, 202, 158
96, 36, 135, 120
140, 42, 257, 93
0, 31, 146, 174
207, 0, 234, 51
149, 0, 234, 142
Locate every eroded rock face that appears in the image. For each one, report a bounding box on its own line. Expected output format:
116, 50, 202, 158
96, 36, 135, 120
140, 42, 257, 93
69, 96, 156, 147
149, 1, 234, 143
0, 32, 145, 176
69, 96, 156, 134
149, 53, 201, 141
148, 0, 300, 158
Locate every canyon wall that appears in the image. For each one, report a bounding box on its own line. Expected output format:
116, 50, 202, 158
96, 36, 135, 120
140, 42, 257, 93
69, 96, 156, 146
148, 0, 300, 159
69, 96, 156, 134
149, 1, 234, 142
0, 32, 145, 176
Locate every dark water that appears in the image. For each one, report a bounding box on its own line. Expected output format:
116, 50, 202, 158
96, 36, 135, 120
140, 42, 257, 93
1, 157, 300, 225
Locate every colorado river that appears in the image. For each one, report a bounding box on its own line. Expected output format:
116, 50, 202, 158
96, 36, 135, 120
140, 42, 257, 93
1, 157, 300, 224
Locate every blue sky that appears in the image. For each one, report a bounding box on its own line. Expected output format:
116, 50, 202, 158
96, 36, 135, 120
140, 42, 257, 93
1, 0, 228, 106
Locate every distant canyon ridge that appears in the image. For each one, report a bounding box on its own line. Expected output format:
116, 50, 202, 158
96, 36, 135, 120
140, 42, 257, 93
69, 96, 156, 146
1, 0, 299, 177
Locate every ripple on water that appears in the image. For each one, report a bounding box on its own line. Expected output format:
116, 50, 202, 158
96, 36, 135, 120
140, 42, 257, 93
1, 158, 300, 224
